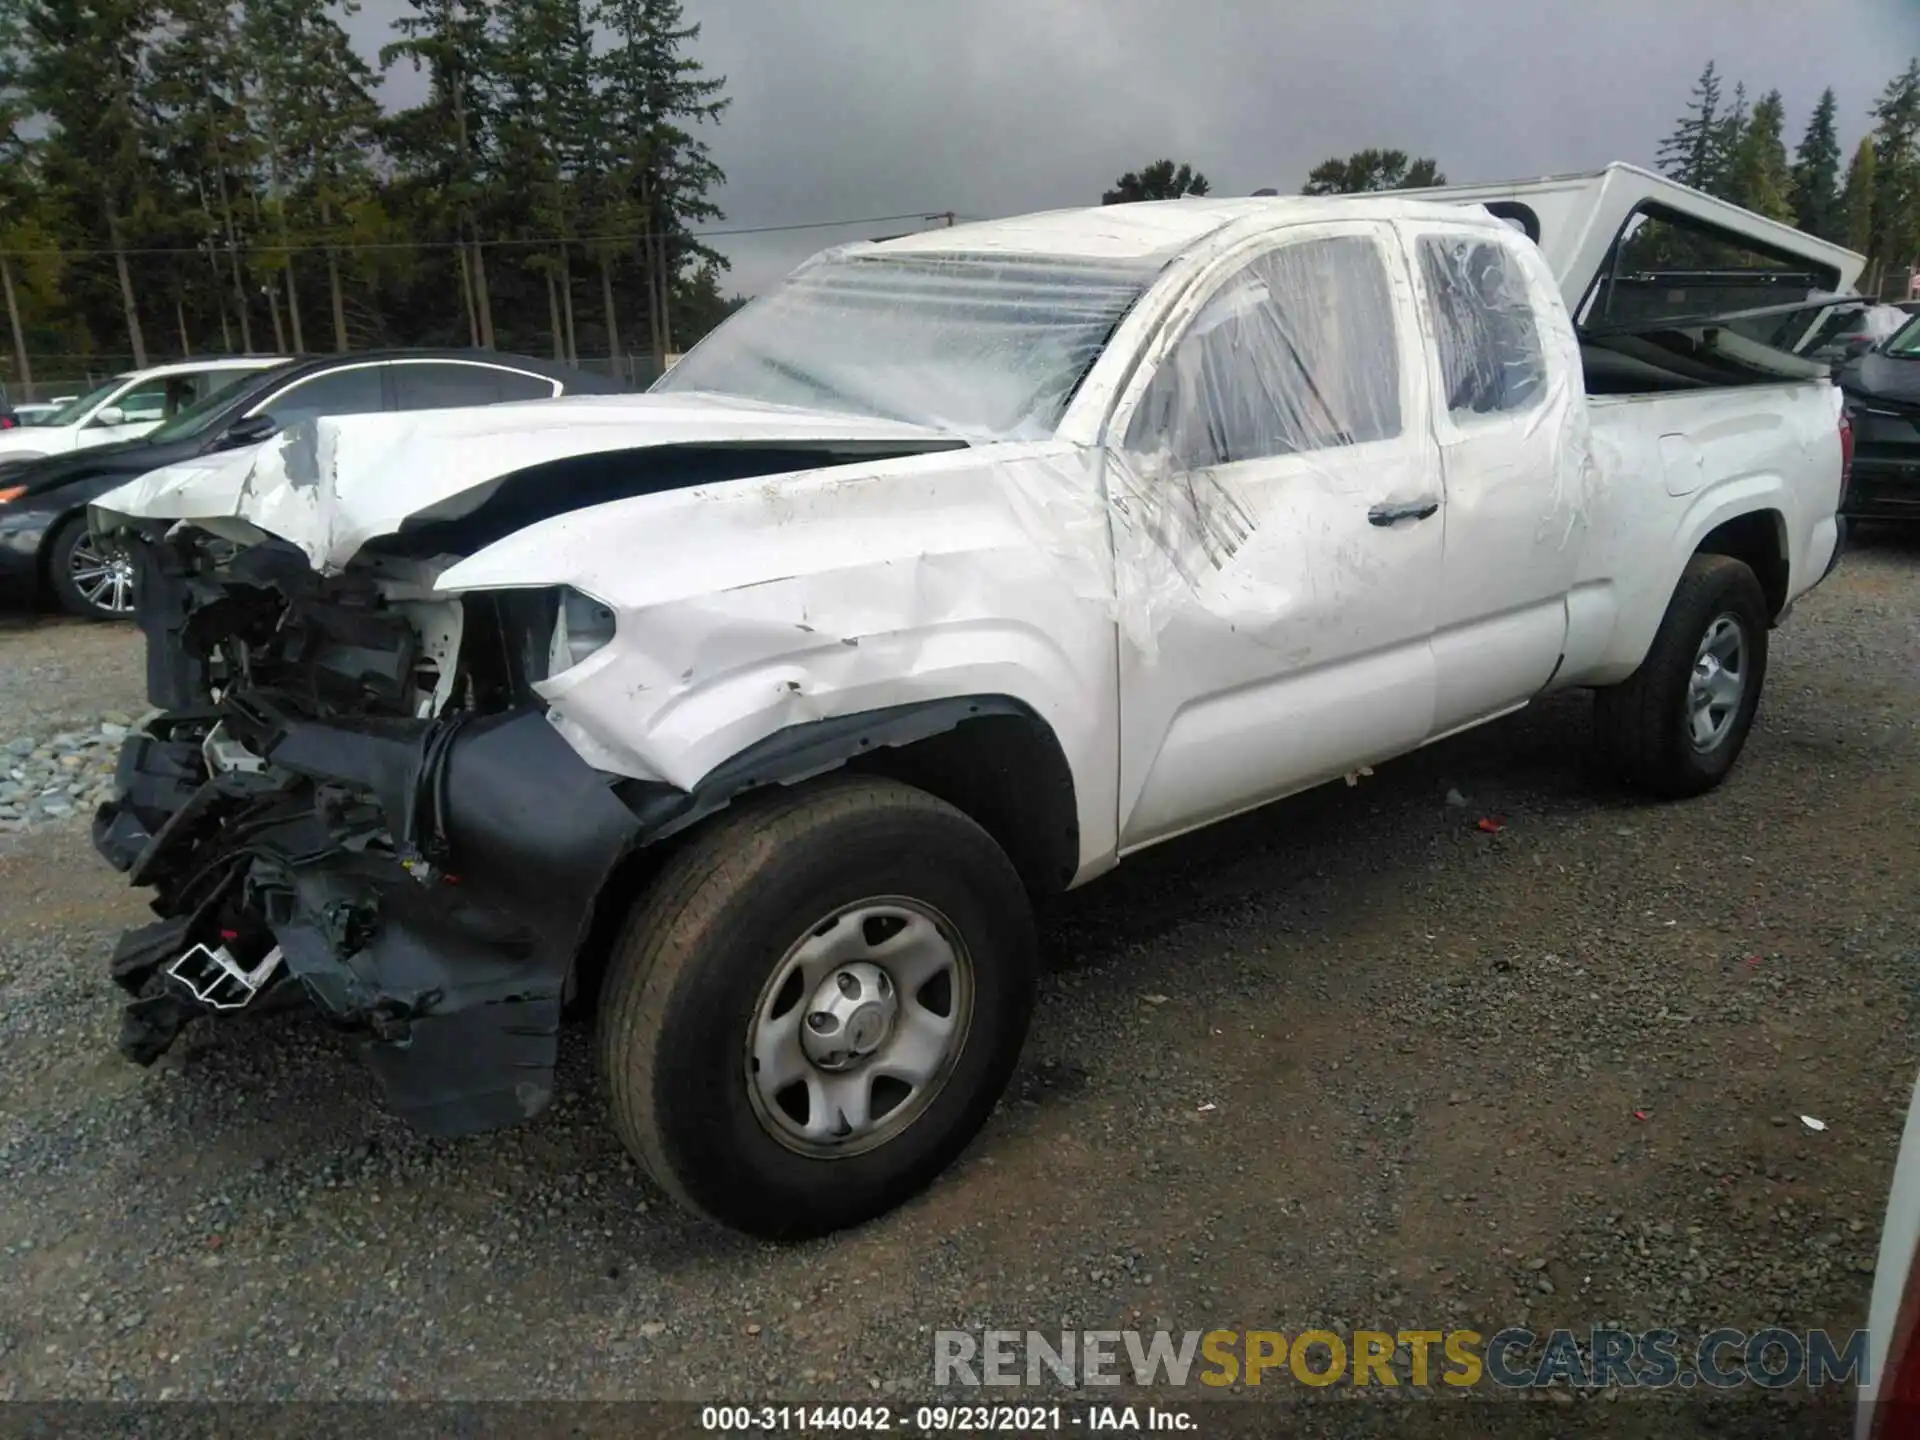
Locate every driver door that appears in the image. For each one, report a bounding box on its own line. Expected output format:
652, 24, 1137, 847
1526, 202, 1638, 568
1110, 223, 1445, 849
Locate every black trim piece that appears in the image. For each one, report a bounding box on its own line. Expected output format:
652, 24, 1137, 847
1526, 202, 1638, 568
92, 684, 1071, 1137
1483, 201, 1540, 244
625, 695, 1052, 846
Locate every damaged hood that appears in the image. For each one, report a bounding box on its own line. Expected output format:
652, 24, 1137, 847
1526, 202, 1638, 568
91, 392, 960, 572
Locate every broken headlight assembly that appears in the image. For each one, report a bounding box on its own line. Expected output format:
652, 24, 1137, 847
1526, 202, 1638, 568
455, 582, 618, 709
548, 586, 617, 677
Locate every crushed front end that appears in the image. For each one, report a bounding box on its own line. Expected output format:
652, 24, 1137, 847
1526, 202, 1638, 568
93, 524, 651, 1136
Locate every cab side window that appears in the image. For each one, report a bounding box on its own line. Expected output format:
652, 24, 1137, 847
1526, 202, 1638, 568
1419, 236, 1546, 416
1128, 235, 1403, 470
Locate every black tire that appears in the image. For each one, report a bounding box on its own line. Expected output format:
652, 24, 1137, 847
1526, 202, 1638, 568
598, 774, 1037, 1238
47, 515, 137, 621
1593, 552, 1770, 798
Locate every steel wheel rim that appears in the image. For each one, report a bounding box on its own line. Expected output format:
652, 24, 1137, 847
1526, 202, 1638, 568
745, 895, 975, 1159
1687, 612, 1747, 752
67, 532, 136, 614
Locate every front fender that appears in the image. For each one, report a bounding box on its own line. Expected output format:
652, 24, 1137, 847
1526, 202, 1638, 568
436, 446, 1124, 877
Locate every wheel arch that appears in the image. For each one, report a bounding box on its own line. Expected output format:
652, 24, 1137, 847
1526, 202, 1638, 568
570, 695, 1079, 1010
1582, 499, 1796, 687
35, 505, 86, 586
1693, 507, 1789, 622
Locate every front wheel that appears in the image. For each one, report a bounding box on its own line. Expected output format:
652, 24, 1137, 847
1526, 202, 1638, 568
597, 774, 1037, 1237
1593, 552, 1770, 798
48, 515, 138, 620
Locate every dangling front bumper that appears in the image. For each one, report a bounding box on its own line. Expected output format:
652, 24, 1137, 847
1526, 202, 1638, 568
94, 701, 649, 1136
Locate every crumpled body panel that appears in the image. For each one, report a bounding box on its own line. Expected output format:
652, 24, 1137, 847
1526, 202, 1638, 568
92, 392, 959, 573
434, 442, 1125, 875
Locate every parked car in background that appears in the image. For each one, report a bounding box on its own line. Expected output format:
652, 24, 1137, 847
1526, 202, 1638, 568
0, 349, 627, 618
0, 358, 283, 469
1837, 311, 1920, 523
87, 170, 1851, 1237
0, 382, 15, 431
11, 398, 78, 425
1803, 301, 1920, 366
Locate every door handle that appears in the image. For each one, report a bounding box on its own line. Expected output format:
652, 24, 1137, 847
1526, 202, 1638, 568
1367, 497, 1441, 526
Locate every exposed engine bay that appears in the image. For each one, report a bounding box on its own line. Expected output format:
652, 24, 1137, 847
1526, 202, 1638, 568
93, 522, 655, 1136
83, 419, 979, 1137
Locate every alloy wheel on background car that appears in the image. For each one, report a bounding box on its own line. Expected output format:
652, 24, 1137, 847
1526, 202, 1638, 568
65, 531, 137, 616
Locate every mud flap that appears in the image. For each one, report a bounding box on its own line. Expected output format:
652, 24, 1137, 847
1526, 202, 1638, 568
359, 1001, 562, 1137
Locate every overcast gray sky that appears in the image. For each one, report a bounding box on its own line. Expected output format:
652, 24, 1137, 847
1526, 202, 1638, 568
351, 0, 1920, 295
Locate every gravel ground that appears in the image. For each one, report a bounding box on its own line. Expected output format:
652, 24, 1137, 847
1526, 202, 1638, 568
0, 536, 1915, 1434
0, 612, 148, 842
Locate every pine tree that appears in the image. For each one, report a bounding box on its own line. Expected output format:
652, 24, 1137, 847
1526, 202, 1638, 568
1299, 150, 1443, 195
1842, 136, 1878, 262
1104, 160, 1212, 203
594, 0, 729, 364
149, 0, 261, 354
383, 0, 504, 347
1870, 59, 1920, 289
1708, 82, 1749, 200
243, 0, 381, 352
22, 0, 163, 365
0, 0, 44, 385
1724, 89, 1793, 222
497, 0, 598, 362
1657, 61, 1727, 191
1790, 88, 1842, 239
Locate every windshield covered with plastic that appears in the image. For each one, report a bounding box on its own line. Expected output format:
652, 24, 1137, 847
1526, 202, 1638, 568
654, 249, 1158, 438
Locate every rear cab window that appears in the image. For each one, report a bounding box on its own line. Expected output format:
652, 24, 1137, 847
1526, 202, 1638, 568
1417, 234, 1547, 416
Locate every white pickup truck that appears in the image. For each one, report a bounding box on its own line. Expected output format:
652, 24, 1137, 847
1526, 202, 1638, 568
90, 164, 1855, 1237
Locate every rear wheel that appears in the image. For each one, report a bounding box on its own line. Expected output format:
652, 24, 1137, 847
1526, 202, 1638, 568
1594, 553, 1770, 797
48, 515, 138, 620
597, 774, 1037, 1237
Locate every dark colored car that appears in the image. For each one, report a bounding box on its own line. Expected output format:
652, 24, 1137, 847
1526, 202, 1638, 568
1837, 314, 1920, 523
0, 350, 629, 619
1803, 300, 1920, 365
0, 381, 16, 431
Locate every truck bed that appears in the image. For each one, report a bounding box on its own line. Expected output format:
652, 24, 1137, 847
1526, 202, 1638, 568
1556, 381, 1846, 690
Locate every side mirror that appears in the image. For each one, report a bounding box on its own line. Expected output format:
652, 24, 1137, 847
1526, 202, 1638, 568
218, 414, 279, 450
1844, 336, 1878, 358
93, 405, 127, 427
